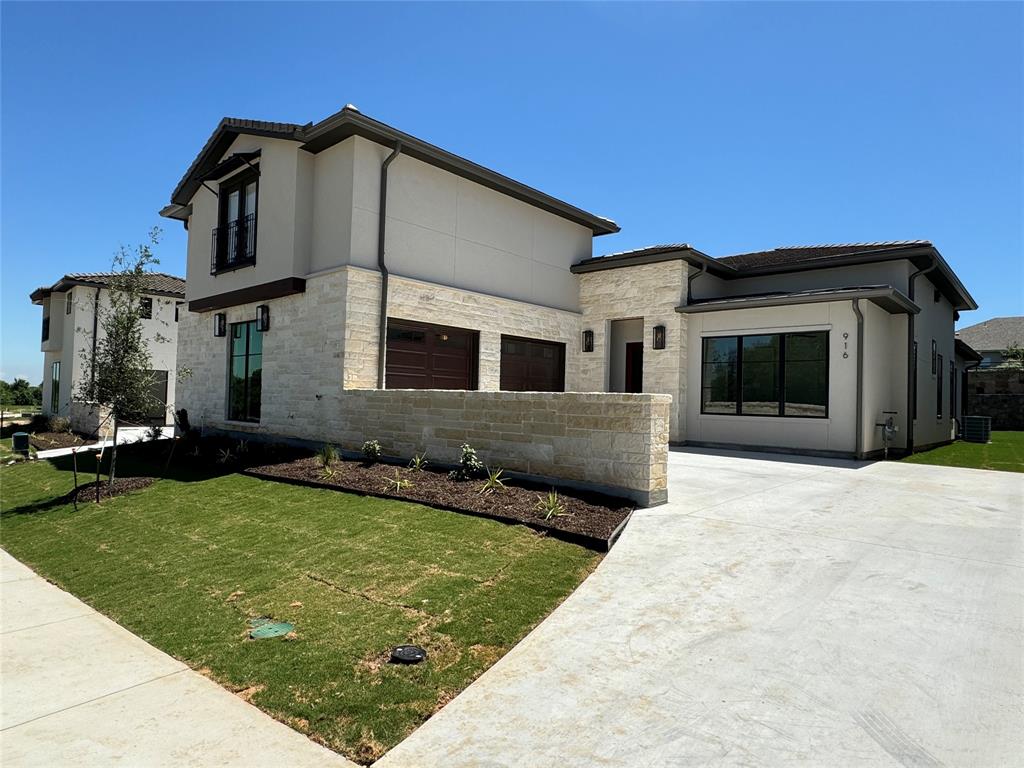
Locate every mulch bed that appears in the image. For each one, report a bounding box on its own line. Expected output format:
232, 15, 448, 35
69, 477, 156, 504
245, 457, 634, 550
29, 431, 90, 450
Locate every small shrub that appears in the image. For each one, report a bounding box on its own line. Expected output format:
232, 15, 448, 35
317, 443, 339, 468
408, 452, 428, 471
383, 469, 412, 494
361, 440, 382, 463
320, 465, 335, 479
48, 416, 72, 434
144, 425, 164, 442
479, 467, 507, 495
448, 443, 485, 481
235, 439, 249, 455
216, 447, 234, 465
535, 490, 566, 521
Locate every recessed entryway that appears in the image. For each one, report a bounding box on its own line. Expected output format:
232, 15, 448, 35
609, 318, 644, 393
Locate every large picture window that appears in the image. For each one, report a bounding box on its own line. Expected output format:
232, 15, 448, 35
212, 168, 258, 273
228, 321, 262, 422
701, 331, 828, 418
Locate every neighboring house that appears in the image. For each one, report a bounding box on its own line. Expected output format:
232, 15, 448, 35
956, 316, 1023, 368
160, 104, 976, 467
30, 272, 186, 433
956, 316, 1024, 430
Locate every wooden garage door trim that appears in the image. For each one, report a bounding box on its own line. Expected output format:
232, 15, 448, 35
385, 318, 479, 390
500, 335, 566, 392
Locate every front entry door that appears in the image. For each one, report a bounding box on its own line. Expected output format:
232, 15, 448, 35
625, 342, 643, 393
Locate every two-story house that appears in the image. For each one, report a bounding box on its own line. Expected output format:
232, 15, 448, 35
161, 105, 976, 470
30, 272, 185, 434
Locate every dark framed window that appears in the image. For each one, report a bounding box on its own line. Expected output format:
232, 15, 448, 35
936, 353, 943, 418
931, 339, 937, 375
212, 168, 258, 274
228, 320, 262, 422
912, 341, 918, 420
949, 360, 955, 419
65, 293, 73, 315
701, 331, 828, 418
50, 361, 60, 413
41, 315, 50, 342
140, 297, 153, 320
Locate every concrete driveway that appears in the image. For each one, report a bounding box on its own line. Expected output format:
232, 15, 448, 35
378, 449, 1023, 767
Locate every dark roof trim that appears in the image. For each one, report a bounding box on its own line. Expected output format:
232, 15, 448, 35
676, 285, 920, 315
188, 276, 306, 313
572, 246, 733, 276
719, 244, 976, 312
167, 107, 618, 236
954, 338, 984, 362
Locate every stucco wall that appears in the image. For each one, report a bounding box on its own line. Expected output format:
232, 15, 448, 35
578, 260, 688, 442
341, 266, 582, 391
685, 301, 859, 454
913, 287, 957, 448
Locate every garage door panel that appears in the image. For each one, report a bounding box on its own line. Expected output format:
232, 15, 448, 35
500, 336, 565, 392
385, 318, 478, 390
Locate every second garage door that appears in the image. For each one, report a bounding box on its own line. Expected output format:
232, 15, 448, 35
500, 336, 566, 392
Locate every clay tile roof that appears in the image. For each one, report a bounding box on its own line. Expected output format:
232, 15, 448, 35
31, 272, 186, 302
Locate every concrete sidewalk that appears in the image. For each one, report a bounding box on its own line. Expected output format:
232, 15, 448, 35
0, 550, 355, 767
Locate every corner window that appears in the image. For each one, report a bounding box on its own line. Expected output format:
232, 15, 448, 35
140, 297, 153, 320
50, 361, 60, 413
212, 169, 258, 274
228, 320, 262, 422
701, 331, 828, 418
936, 353, 943, 418
41, 315, 50, 343
65, 293, 73, 315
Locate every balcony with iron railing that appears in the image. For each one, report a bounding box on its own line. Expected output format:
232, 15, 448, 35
211, 212, 257, 275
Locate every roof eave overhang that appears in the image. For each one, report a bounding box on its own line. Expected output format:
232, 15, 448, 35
954, 338, 984, 362
571, 248, 735, 276
159, 203, 192, 222
299, 111, 619, 236
676, 286, 920, 315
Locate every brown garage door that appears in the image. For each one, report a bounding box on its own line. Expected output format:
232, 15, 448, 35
385, 319, 478, 390
500, 336, 565, 392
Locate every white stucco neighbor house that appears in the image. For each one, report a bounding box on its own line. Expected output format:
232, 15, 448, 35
30, 272, 186, 434
158, 105, 976, 501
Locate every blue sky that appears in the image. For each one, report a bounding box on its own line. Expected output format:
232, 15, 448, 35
2, 1, 1021, 382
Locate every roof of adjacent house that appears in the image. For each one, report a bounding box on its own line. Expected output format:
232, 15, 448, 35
163, 105, 619, 236
955, 316, 1024, 351
577, 239, 977, 310
30, 272, 186, 303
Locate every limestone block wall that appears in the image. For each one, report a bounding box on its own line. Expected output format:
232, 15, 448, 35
334, 390, 670, 506
342, 266, 583, 390
69, 401, 112, 439
578, 260, 688, 442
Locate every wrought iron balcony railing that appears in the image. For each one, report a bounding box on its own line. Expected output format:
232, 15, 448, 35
211, 212, 257, 274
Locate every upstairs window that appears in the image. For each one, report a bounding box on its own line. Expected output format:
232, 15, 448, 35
65, 293, 73, 315
140, 297, 153, 320
41, 315, 50, 342
212, 168, 258, 274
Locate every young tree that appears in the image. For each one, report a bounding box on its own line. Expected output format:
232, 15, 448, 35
78, 228, 166, 485
1003, 342, 1024, 371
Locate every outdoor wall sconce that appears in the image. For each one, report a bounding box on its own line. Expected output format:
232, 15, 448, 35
653, 324, 666, 350
582, 329, 594, 353
256, 304, 270, 332
213, 313, 226, 337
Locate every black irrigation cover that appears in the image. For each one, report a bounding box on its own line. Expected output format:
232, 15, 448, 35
390, 645, 427, 664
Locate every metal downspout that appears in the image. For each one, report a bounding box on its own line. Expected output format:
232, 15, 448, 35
905, 257, 936, 454
376, 142, 402, 389
852, 298, 864, 459
687, 262, 707, 304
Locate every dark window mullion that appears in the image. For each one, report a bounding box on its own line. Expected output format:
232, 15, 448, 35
778, 334, 786, 417
735, 336, 743, 415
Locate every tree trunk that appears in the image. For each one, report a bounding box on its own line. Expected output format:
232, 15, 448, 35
108, 419, 119, 488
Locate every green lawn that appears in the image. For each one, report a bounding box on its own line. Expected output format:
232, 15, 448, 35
902, 431, 1024, 473
0, 452, 599, 763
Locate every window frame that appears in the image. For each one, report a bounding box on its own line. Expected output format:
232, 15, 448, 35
226, 320, 262, 423
50, 361, 60, 413
700, 330, 829, 419
936, 353, 944, 419
65, 292, 73, 315
949, 359, 956, 419
139, 297, 153, 320
213, 167, 260, 275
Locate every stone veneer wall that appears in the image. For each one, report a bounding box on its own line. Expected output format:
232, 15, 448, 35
69, 401, 113, 439
342, 266, 583, 390
578, 260, 688, 442
337, 390, 669, 506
